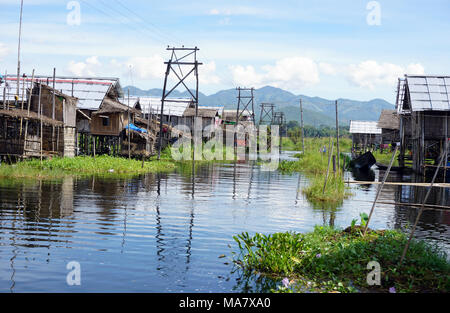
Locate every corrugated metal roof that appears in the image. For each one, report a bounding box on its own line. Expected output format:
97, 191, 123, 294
396, 78, 407, 114
0, 75, 122, 110
133, 96, 191, 117
405, 75, 450, 112
349, 120, 382, 134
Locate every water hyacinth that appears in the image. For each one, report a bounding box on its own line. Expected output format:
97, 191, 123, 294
282, 278, 290, 288
389, 287, 396, 293
316, 253, 321, 258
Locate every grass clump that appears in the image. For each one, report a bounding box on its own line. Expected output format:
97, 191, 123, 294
232, 226, 450, 293
0, 155, 176, 179
373, 150, 400, 167
303, 174, 352, 205
277, 137, 353, 206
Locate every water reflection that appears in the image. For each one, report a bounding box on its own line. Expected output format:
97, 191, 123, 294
0, 157, 449, 292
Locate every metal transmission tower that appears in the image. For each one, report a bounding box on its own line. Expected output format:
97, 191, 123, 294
273, 112, 286, 135
235, 87, 255, 126
158, 46, 202, 160
259, 103, 275, 125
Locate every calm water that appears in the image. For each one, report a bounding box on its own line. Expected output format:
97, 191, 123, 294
1, 152, 449, 292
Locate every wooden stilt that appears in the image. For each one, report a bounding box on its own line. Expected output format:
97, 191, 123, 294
363, 145, 399, 236
399, 149, 447, 265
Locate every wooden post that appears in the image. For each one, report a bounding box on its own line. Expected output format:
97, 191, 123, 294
52, 68, 56, 153
363, 145, 399, 235
300, 99, 305, 152
22, 70, 35, 157
127, 89, 131, 159
19, 74, 25, 136
93, 136, 96, 159
323, 138, 334, 194
332, 155, 336, 175
399, 149, 447, 265
142, 100, 151, 168
2, 70, 7, 110
335, 100, 340, 173
444, 113, 448, 182
38, 84, 43, 164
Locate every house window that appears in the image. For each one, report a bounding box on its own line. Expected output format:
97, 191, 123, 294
100, 116, 110, 126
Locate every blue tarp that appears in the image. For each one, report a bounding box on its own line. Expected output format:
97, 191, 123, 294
124, 123, 147, 133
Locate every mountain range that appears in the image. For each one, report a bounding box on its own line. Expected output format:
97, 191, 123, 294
123, 85, 395, 127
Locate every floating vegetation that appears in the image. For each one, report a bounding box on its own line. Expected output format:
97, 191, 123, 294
232, 226, 450, 293
0, 155, 176, 179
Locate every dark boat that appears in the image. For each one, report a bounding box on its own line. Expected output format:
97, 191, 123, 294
350, 152, 376, 171
376, 162, 413, 174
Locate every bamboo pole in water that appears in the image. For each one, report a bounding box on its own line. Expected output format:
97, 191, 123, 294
363, 145, 398, 236
323, 137, 334, 194
335, 100, 340, 174
127, 89, 131, 160
399, 150, 447, 265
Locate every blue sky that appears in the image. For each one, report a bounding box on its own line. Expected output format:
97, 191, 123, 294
0, 0, 449, 103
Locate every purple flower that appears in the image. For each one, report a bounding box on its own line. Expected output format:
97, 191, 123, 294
316, 253, 322, 258
389, 287, 396, 293
282, 278, 290, 288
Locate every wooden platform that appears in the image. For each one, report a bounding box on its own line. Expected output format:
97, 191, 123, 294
347, 180, 450, 188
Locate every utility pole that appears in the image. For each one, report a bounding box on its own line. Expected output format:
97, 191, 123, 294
128, 89, 131, 160
300, 99, 305, 152
16, 0, 24, 98
259, 103, 274, 126
335, 100, 340, 172
235, 87, 255, 126
235, 87, 255, 157
158, 46, 202, 160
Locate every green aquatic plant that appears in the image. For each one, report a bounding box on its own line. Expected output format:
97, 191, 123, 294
232, 226, 450, 293
0, 155, 176, 179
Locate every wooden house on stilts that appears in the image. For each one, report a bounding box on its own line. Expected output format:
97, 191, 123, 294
396, 75, 450, 178
349, 120, 382, 156
0, 82, 77, 160
377, 109, 400, 152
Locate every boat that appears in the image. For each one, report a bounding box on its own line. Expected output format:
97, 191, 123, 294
375, 162, 411, 173
350, 152, 376, 171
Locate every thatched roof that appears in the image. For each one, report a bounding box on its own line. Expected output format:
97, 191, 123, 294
183, 107, 218, 118
93, 97, 139, 115
221, 109, 254, 122
377, 110, 400, 130
0, 109, 64, 126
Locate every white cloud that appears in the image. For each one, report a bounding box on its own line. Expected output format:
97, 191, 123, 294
405, 63, 425, 75
206, 6, 274, 17
347, 60, 425, 89
110, 56, 220, 86
209, 8, 220, 15
219, 17, 231, 26
124, 55, 165, 80
67, 56, 102, 76
199, 61, 221, 85
0, 42, 8, 61
230, 57, 320, 91
319, 62, 337, 75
